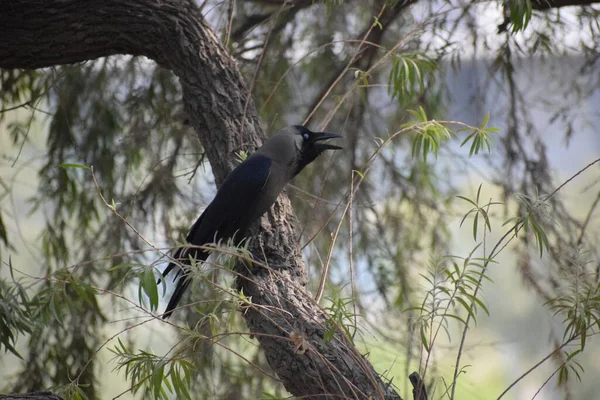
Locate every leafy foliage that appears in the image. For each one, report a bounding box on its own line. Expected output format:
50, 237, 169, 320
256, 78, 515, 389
323, 287, 359, 342
388, 54, 438, 105
458, 114, 499, 157
457, 184, 502, 241
0, 274, 33, 358
404, 107, 451, 161
507, 0, 533, 33
546, 247, 600, 351
111, 339, 194, 400
505, 191, 552, 257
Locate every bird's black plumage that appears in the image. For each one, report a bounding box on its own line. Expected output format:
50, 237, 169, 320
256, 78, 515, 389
160, 125, 341, 318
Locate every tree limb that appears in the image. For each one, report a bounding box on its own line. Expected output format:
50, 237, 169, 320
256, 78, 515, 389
532, 0, 600, 9
0, 393, 63, 400
0, 1, 402, 398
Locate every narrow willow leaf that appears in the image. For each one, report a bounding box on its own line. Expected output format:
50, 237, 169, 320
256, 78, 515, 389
142, 268, 159, 311
57, 163, 91, 170
420, 326, 430, 352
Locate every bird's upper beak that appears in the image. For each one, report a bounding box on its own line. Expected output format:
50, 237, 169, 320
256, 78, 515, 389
312, 132, 343, 151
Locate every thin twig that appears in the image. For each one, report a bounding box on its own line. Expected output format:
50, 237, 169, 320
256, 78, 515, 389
304, 5, 387, 127
225, 0, 235, 46
495, 331, 588, 400
577, 190, 600, 245
450, 159, 600, 399
238, 1, 289, 145
349, 171, 358, 334
547, 158, 600, 199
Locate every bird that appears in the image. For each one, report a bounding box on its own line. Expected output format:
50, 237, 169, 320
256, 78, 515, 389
159, 125, 342, 318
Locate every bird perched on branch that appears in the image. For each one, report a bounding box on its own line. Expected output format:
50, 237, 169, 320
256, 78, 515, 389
160, 125, 342, 318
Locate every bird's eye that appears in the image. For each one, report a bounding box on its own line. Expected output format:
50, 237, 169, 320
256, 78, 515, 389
303, 133, 309, 140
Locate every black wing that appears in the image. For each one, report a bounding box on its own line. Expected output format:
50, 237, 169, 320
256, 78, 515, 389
160, 154, 272, 318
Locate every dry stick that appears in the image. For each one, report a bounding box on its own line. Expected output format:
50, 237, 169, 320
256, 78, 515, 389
84, 124, 396, 399
225, 0, 235, 46
530, 357, 572, 400
57, 256, 255, 390
11, 67, 65, 167
547, 158, 600, 199
448, 223, 520, 400
298, 131, 343, 243
314, 179, 355, 303
111, 327, 282, 400
303, 5, 387, 127
90, 167, 179, 275
314, 119, 487, 303
349, 171, 358, 337
318, 2, 483, 130
265, 2, 472, 119
238, 1, 290, 145
0, 100, 32, 113
449, 158, 600, 400
235, 246, 389, 398
90, 117, 494, 397
417, 247, 486, 388
495, 329, 599, 400
260, 39, 384, 113
237, 278, 385, 399
200, 245, 384, 397
409, 371, 428, 400
577, 190, 600, 245
81, 255, 291, 400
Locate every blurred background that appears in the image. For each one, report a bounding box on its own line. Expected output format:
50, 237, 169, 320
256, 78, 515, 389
1, 1, 599, 399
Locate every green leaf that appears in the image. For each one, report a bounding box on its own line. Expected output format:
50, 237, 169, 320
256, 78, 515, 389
420, 325, 430, 352
372, 16, 383, 30
142, 268, 159, 311
388, 56, 438, 104
152, 362, 165, 398
353, 170, 365, 179
443, 313, 467, 325
508, 0, 533, 33
455, 296, 477, 322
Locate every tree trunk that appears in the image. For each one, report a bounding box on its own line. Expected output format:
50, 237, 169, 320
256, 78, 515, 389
0, 393, 63, 400
0, 1, 403, 398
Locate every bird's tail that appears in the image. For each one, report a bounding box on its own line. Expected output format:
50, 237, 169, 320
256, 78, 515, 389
159, 246, 207, 319
162, 272, 191, 319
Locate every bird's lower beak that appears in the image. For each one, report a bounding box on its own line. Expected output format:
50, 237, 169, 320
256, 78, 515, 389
313, 132, 343, 150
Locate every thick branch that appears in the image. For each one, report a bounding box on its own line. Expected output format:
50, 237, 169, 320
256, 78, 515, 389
0, 393, 63, 400
532, 0, 599, 9
0, 1, 402, 398
0, 0, 260, 184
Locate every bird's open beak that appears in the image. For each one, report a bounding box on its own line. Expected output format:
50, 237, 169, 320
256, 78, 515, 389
313, 132, 343, 150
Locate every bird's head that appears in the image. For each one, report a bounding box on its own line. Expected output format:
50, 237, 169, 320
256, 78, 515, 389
260, 125, 342, 177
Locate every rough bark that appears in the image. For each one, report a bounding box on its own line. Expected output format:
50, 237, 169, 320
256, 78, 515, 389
0, 393, 63, 400
531, 0, 599, 9
0, 0, 402, 398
